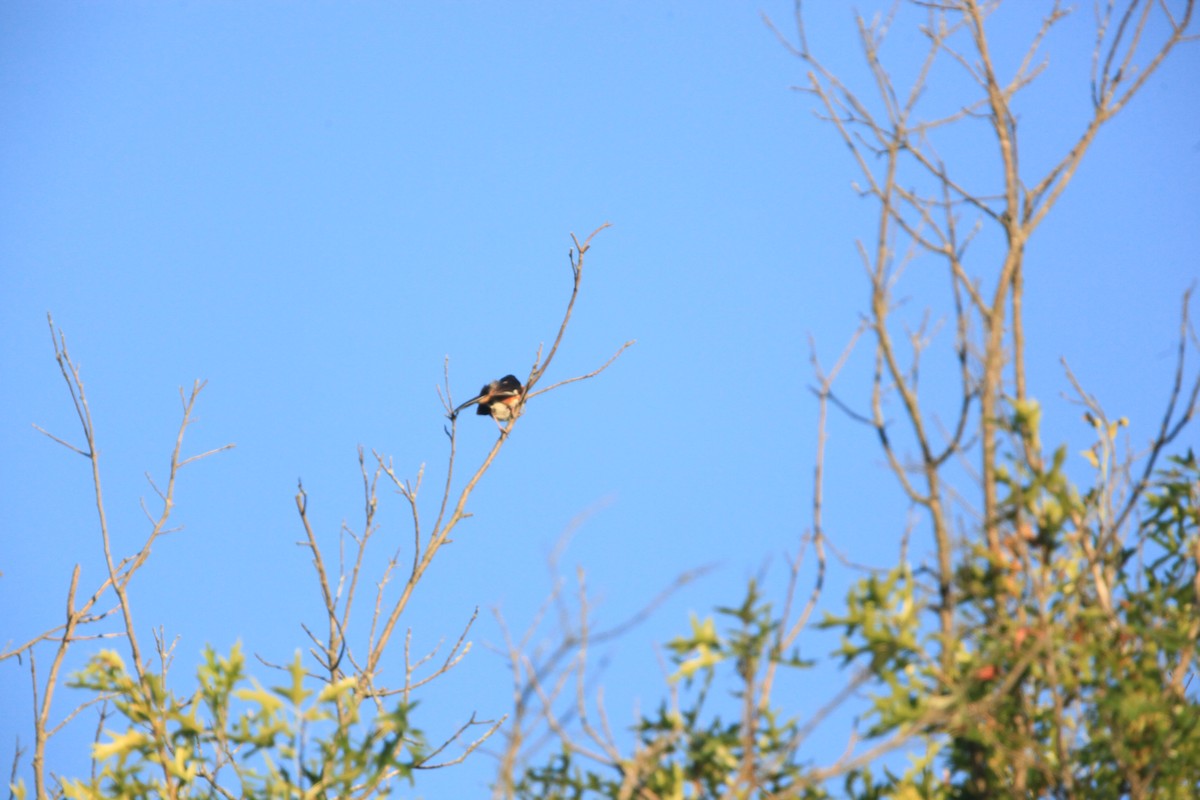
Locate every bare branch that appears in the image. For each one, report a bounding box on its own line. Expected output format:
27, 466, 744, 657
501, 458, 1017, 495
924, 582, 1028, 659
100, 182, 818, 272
526, 339, 636, 401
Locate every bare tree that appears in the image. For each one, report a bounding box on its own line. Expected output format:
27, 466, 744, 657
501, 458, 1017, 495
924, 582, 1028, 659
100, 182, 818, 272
3, 318, 233, 800
5, 226, 632, 800
502, 4, 1200, 797
289, 224, 633, 776
784, 0, 1196, 660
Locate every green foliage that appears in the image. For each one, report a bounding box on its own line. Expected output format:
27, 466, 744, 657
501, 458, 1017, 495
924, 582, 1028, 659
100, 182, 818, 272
513, 415, 1200, 798
905, 425, 1198, 796
56, 646, 425, 800
517, 582, 817, 799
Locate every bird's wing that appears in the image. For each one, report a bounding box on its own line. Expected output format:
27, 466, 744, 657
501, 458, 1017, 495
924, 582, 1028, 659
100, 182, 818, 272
494, 375, 523, 394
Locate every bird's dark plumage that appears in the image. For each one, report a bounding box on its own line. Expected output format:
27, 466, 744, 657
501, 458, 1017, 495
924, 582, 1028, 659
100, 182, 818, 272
452, 374, 524, 422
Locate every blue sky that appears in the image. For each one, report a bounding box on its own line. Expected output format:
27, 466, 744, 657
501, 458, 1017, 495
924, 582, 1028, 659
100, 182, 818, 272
3, 3, 1198, 795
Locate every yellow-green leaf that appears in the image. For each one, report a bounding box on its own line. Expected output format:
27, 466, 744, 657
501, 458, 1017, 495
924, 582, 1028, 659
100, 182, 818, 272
92, 729, 150, 761
316, 675, 358, 704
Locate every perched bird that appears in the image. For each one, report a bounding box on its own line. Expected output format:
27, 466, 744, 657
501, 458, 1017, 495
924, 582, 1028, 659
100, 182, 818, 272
452, 374, 524, 424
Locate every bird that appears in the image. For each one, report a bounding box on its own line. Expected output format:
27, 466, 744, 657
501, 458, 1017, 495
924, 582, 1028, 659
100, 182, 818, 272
451, 374, 524, 424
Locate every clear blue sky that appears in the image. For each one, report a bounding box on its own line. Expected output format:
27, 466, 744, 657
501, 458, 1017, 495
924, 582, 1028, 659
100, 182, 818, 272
3, 3, 1198, 795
